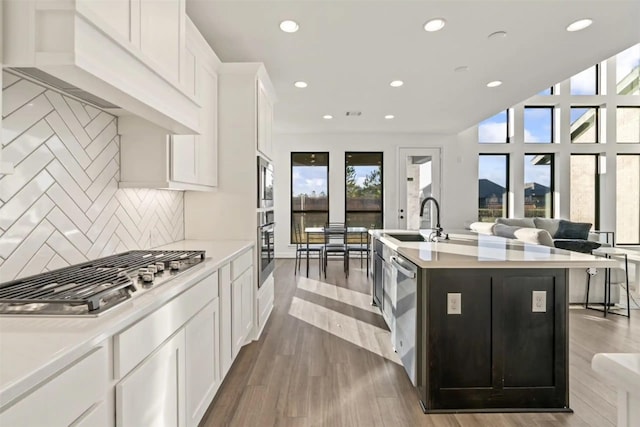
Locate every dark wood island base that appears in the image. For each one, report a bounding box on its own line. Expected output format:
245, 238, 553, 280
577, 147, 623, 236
416, 268, 570, 413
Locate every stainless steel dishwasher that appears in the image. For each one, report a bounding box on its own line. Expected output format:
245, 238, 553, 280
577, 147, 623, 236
391, 254, 418, 386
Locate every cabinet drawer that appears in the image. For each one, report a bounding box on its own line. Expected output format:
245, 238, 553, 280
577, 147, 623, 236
0, 345, 108, 427
114, 271, 218, 379
231, 249, 252, 280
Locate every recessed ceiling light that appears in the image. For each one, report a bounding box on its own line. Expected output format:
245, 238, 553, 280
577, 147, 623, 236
294, 81, 308, 88
384, 115, 395, 120
323, 115, 333, 120
390, 80, 404, 87
566, 18, 592, 32
454, 66, 469, 73
424, 18, 447, 33
424, 18, 446, 32
487, 80, 503, 88
488, 31, 507, 40
280, 20, 299, 33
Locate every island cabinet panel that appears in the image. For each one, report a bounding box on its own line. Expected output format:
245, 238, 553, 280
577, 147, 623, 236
429, 270, 493, 389
420, 268, 568, 412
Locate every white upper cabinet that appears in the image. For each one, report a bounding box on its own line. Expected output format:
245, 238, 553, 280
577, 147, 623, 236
120, 17, 219, 191
257, 79, 274, 160
4, 0, 199, 134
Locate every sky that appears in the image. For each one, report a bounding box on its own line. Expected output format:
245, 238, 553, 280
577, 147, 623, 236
292, 164, 380, 196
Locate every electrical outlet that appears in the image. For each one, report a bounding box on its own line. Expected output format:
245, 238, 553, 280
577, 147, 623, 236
447, 293, 462, 315
532, 291, 546, 313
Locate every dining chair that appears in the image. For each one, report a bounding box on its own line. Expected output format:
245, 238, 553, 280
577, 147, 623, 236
323, 222, 348, 278
347, 227, 369, 275
585, 253, 630, 318
293, 222, 323, 277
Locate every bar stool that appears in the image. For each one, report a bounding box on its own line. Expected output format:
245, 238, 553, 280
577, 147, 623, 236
585, 250, 630, 318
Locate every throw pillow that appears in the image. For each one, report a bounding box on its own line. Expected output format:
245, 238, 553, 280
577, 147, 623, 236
533, 218, 561, 238
555, 220, 591, 240
495, 218, 536, 228
514, 228, 555, 247
469, 222, 495, 235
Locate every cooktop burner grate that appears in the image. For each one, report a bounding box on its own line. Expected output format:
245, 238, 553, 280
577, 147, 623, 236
0, 250, 205, 315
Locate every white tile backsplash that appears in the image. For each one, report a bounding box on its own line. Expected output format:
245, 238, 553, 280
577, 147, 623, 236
0, 72, 185, 281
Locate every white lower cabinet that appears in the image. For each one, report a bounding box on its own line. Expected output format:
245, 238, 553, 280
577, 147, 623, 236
185, 299, 221, 427
0, 248, 256, 427
0, 345, 109, 427
116, 330, 187, 427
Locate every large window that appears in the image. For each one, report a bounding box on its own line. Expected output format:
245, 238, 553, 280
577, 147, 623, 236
617, 155, 640, 245
524, 154, 554, 218
616, 43, 639, 95
617, 107, 640, 143
524, 106, 553, 143
571, 107, 599, 143
478, 155, 509, 222
291, 152, 329, 243
478, 110, 509, 143
570, 155, 599, 229
570, 65, 598, 95
345, 152, 383, 229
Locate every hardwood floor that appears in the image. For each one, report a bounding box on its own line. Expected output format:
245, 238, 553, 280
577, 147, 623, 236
200, 259, 639, 427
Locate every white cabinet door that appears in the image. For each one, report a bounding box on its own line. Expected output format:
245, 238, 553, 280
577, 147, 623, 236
77, 0, 134, 44
219, 263, 233, 378
197, 65, 218, 187
139, 0, 184, 82
116, 330, 186, 427
171, 135, 198, 184
240, 267, 254, 341
232, 268, 254, 358
185, 298, 221, 427
256, 81, 272, 159
231, 269, 244, 359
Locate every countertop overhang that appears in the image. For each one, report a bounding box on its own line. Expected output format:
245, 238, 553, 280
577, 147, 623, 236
370, 229, 618, 269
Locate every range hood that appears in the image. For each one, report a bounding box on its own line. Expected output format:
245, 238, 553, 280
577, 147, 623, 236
2, 1, 200, 135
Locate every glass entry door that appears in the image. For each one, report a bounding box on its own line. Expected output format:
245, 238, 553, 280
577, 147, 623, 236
397, 148, 441, 230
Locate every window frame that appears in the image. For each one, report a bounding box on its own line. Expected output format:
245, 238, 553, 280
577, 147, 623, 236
523, 105, 555, 144
524, 153, 555, 218
344, 151, 384, 230
570, 106, 600, 144
616, 106, 640, 143
616, 154, 640, 245
569, 154, 600, 230
478, 154, 510, 222
478, 109, 511, 144
570, 64, 599, 95
290, 151, 330, 244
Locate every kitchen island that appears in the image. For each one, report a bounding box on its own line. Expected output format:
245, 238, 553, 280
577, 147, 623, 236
370, 230, 616, 413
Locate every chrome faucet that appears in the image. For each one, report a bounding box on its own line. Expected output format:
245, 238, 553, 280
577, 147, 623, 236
419, 197, 447, 241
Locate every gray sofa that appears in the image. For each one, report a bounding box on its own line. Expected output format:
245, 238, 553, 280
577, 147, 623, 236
471, 218, 607, 253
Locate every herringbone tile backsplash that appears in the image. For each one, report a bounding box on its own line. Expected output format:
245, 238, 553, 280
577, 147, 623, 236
0, 71, 185, 281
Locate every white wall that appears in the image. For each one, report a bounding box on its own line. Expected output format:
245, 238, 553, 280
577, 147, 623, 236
273, 130, 478, 257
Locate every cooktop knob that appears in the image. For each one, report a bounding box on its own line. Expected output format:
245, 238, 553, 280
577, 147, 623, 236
142, 272, 155, 282
147, 265, 158, 273
170, 261, 181, 270
138, 268, 148, 276
155, 262, 165, 272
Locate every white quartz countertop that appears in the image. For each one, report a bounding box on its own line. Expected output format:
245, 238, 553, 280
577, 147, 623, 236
370, 229, 617, 269
592, 353, 640, 394
0, 239, 252, 408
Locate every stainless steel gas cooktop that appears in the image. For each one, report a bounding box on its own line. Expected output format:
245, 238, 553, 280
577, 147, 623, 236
0, 250, 206, 317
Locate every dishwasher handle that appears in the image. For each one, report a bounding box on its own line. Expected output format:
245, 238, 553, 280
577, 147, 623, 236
390, 256, 416, 279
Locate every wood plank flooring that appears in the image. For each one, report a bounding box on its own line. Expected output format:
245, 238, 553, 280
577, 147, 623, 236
200, 260, 639, 427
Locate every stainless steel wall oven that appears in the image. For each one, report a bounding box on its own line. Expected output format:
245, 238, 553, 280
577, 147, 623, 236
258, 211, 275, 287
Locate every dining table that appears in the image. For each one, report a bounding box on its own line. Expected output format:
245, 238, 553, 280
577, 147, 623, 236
303, 226, 369, 277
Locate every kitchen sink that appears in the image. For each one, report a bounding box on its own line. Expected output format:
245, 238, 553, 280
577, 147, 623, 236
386, 233, 428, 242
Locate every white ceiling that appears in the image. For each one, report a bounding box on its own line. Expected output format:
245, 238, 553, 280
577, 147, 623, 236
186, 0, 640, 135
